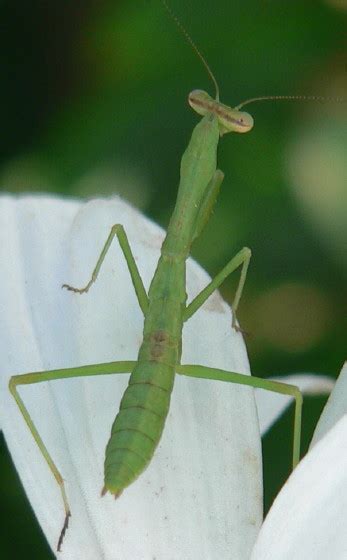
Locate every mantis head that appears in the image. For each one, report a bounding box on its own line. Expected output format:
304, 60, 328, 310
188, 90, 254, 135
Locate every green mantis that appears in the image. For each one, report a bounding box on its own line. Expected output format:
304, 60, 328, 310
8, 1, 305, 553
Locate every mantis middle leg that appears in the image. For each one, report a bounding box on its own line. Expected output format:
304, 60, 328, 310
184, 246, 251, 328
63, 224, 149, 315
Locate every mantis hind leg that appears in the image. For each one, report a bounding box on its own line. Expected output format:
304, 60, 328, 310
184, 246, 251, 329
62, 224, 149, 316
9, 360, 135, 551
177, 364, 302, 469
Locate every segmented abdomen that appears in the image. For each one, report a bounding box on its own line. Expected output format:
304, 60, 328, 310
104, 253, 184, 495
104, 359, 174, 495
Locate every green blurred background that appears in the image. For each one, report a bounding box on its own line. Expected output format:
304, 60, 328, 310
1, 0, 346, 557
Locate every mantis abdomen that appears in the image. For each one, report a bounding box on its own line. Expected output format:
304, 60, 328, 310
104, 256, 186, 495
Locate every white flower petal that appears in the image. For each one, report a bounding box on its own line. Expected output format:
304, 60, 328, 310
251, 414, 347, 560
0, 194, 262, 559
256, 374, 334, 435
310, 361, 347, 448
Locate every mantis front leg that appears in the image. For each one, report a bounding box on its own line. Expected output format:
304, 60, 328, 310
9, 360, 136, 551
177, 364, 303, 469
185, 168, 251, 329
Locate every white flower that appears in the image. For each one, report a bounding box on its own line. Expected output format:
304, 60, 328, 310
0, 195, 345, 559
252, 356, 347, 559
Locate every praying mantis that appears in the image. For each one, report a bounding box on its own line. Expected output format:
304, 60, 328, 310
7, 1, 315, 553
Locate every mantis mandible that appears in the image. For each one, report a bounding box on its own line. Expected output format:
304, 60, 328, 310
9, 0, 305, 551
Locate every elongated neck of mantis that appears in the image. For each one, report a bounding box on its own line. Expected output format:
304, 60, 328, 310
161, 114, 220, 259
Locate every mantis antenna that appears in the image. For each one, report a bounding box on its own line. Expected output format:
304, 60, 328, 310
235, 94, 346, 109
160, 0, 220, 101
160, 1, 345, 112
